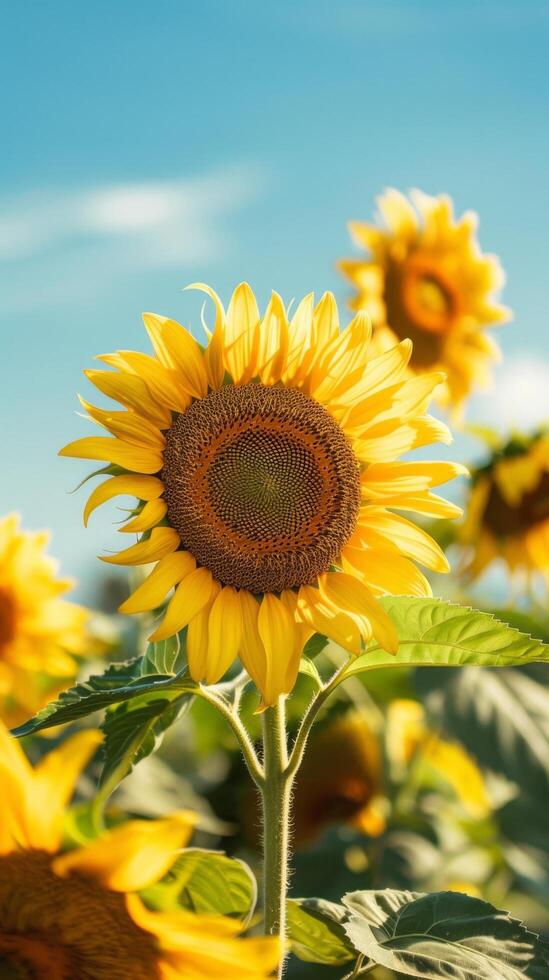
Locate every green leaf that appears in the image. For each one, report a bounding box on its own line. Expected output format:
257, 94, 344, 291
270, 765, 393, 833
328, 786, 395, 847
142, 636, 186, 675
343, 598, 548, 680
342, 889, 549, 979
99, 689, 191, 793
287, 898, 355, 965
303, 633, 329, 659
486, 608, 549, 645
298, 657, 323, 689
143, 849, 257, 924
11, 654, 196, 737
417, 668, 549, 803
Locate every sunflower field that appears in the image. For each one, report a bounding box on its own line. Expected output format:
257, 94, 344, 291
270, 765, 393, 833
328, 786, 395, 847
1, 4, 549, 979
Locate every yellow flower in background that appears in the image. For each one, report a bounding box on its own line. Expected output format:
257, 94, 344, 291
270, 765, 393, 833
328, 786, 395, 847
386, 699, 490, 818
460, 430, 549, 592
0, 513, 89, 726
61, 283, 464, 706
0, 724, 279, 979
292, 710, 387, 845
339, 189, 510, 413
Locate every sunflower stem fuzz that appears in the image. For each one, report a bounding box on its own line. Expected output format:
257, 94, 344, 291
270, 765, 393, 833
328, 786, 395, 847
261, 697, 292, 977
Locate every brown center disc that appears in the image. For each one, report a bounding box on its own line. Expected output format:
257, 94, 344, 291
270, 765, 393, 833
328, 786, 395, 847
162, 383, 361, 593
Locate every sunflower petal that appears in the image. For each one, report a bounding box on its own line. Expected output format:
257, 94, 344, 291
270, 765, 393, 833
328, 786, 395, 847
119, 498, 168, 533
119, 551, 196, 614
100, 527, 180, 566
149, 567, 213, 642
257, 594, 299, 706
205, 586, 243, 683
53, 813, 196, 891
83, 475, 164, 526
59, 436, 163, 475
224, 282, 261, 383
32, 730, 103, 851
319, 572, 398, 654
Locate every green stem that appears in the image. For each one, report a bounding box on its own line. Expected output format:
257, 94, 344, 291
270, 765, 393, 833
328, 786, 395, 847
261, 697, 292, 976
287, 656, 352, 778
197, 686, 264, 786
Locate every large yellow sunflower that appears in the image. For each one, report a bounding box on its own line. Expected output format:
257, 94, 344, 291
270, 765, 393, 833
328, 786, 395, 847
459, 430, 549, 592
60, 283, 465, 706
0, 513, 89, 726
339, 189, 511, 412
0, 723, 279, 979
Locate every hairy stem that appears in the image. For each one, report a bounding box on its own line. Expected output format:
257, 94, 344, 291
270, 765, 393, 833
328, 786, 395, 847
261, 697, 292, 976
287, 655, 352, 778
197, 686, 264, 786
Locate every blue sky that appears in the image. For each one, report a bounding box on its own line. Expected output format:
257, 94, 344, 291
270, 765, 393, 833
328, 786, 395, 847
1, 0, 548, 595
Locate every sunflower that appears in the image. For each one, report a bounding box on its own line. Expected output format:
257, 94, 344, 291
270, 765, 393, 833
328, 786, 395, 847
460, 430, 549, 592
292, 709, 387, 844
0, 513, 89, 726
386, 699, 490, 818
60, 283, 465, 706
0, 723, 280, 979
339, 189, 511, 413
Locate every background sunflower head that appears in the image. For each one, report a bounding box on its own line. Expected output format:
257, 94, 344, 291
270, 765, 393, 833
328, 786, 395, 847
61, 283, 465, 706
339, 188, 511, 414
0, 723, 280, 979
0, 513, 90, 726
459, 428, 549, 593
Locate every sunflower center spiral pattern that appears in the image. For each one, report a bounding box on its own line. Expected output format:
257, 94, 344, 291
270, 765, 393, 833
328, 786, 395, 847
0, 851, 161, 980
162, 383, 361, 593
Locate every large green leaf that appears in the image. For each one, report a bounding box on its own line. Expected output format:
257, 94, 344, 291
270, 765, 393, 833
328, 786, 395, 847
417, 667, 549, 803
12, 646, 195, 738
343, 598, 548, 680
287, 898, 355, 965
99, 689, 191, 792
342, 889, 549, 979
143, 849, 257, 924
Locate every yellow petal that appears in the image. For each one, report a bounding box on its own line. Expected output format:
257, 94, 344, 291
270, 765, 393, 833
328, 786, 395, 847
186, 582, 221, 681
361, 461, 468, 499
342, 545, 432, 597
359, 511, 450, 572
297, 585, 362, 655
204, 586, 243, 683
142, 313, 208, 400
79, 398, 166, 448
256, 291, 289, 384
319, 572, 399, 654
384, 491, 463, 520
83, 475, 164, 526
53, 812, 196, 891
119, 551, 196, 614
59, 436, 163, 475
126, 896, 282, 978
377, 187, 419, 238
84, 368, 171, 427
237, 591, 266, 693
101, 527, 180, 566
0, 722, 34, 854
149, 567, 213, 642
31, 730, 103, 851
101, 350, 191, 413
119, 498, 168, 533
184, 283, 226, 389
224, 282, 260, 383
257, 594, 299, 706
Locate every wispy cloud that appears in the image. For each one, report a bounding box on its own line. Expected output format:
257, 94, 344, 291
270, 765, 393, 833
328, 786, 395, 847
0, 164, 265, 312
470, 355, 549, 433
